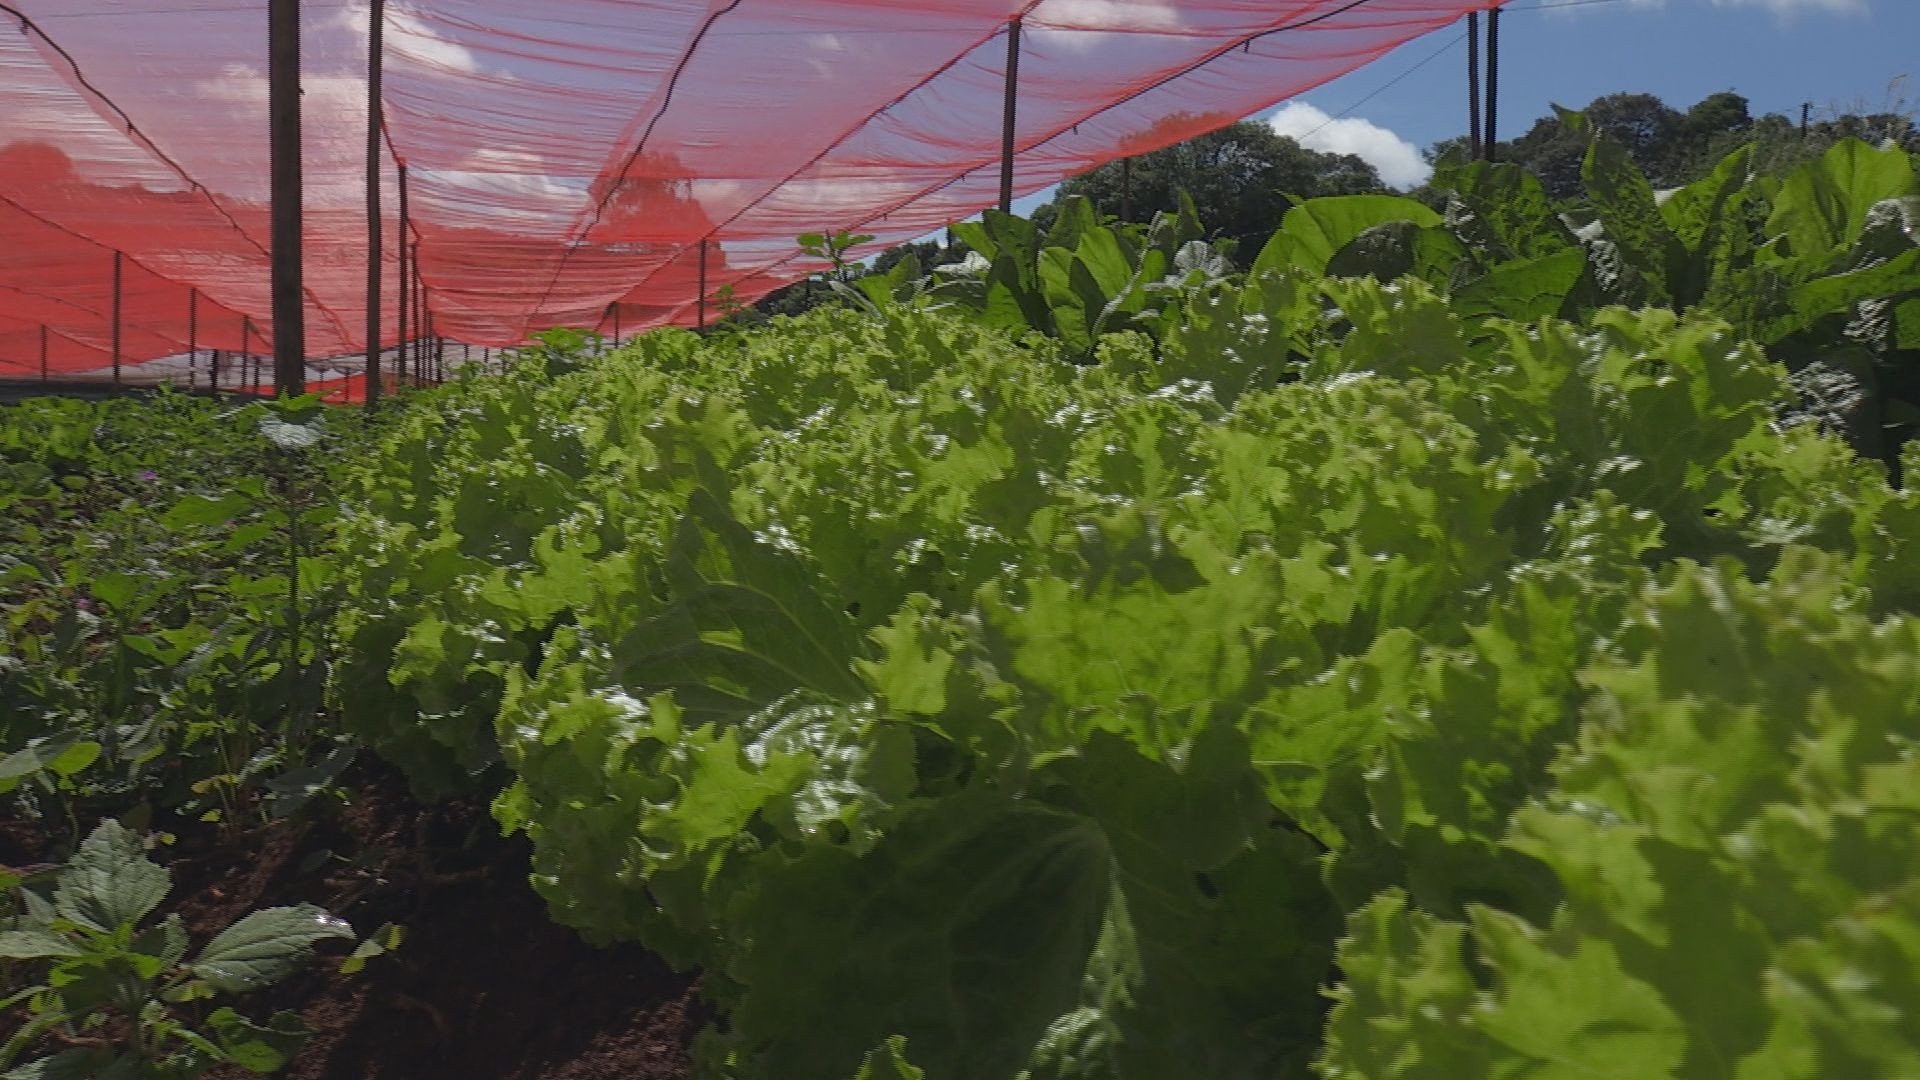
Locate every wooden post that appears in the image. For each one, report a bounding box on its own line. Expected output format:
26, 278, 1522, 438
999, 16, 1022, 214
697, 238, 708, 330
111, 250, 122, 389
1467, 11, 1482, 160
1484, 5, 1500, 162
412, 245, 424, 383
365, 0, 385, 409
397, 164, 409, 387
188, 288, 198, 390
39, 325, 48, 383
269, 0, 306, 396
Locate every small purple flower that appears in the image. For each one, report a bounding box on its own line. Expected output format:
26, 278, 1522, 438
138, 470, 159, 482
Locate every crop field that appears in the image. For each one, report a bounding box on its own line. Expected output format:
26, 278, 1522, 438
4, 137, 1920, 1078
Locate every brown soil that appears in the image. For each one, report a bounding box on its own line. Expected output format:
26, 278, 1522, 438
1, 762, 706, 1080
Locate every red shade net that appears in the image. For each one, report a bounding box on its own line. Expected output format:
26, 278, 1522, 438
0, 0, 1496, 380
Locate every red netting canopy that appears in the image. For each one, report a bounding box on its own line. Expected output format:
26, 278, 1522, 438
0, 0, 1496, 382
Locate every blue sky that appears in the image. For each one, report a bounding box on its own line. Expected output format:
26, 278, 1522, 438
1266, 0, 1917, 189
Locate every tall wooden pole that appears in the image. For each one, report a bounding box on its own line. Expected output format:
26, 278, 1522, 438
1484, 5, 1500, 162
188, 288, 198, 390
396, 165, 410, 387
412, 245, 424, 381
1467, 11, 1482, 160
697, 238, 708, 330
269, 0, 306, 395
111, 250, 122, 389
365, 0, 385, 408
999, 16, 1022, 214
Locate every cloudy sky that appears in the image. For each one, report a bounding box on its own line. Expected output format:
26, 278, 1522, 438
1260, 0, 1913, 190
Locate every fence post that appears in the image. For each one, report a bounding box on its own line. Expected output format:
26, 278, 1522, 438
999, 16, 1022, 214
111, 250, 122, 390
412, 244, 425, 383
365, 0, 386, 409
188, 288, 199, 390
397, 164, 410, 388
1467, 11, 1482, 159
1484, 5, 1500, 162
269, 0, 306, 396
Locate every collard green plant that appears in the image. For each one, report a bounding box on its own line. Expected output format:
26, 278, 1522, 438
0, 819, 356, 1077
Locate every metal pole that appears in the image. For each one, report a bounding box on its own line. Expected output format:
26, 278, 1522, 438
697, 238, 708, 330
1467, 11, 1482, 160
188, 288, 198, 390
999, 16, 1022, 214
111, 250, 122, 389
39, 325, 48, 383
269, 0, 306, 396
613, 303, 622, 343
211, 348, 222, 392
1484, 5, 1500, 163
412, 246, 424, 382
397, 164, 409, 387
365, 0, 385, 409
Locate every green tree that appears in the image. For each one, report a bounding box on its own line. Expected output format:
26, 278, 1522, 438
1472, 89, 1916, 201
1038, 120, 1384, 259
1498, 92, 1690, 198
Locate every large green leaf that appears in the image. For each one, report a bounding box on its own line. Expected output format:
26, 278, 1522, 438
0, 736, 102, 795
1434, 159, 1576, 261
1280, 195, 1443, 274
1658, 144, 1756, 309
1578, 116, 1685, 306
1761, 248, 1920, 341
1452, 248, 1589, 323
52, 820, 168, 934
1768, 138, 1920, 263
607, 489, 868, 723
1035, 727, 1340, 1078
722, 794, 1111, 1080
0, 930, 81, 960
190, 904, 354, 994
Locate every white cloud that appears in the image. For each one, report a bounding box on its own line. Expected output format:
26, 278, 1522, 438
1034, 0, 1184, 31
386, 6, 484, 75
1029, 0, 1183, 53
1711, 0, 1867, 13
1267, 102, 1431, 189
1552, 0, 1867, 14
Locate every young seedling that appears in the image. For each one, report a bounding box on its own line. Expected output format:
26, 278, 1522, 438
0, 819, 357, 1077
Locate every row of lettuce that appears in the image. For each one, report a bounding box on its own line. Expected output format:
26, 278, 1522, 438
2, 133, 1918, 1077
